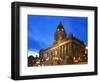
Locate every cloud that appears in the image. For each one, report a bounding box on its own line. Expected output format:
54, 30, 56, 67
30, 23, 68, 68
28, 31, 48, 52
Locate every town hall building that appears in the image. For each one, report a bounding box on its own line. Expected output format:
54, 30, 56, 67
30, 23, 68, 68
39, 22, 88, 66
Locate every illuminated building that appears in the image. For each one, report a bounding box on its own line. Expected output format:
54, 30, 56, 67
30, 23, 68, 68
39, 22, 88, 65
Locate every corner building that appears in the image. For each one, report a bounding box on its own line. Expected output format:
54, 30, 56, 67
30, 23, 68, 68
39, 22, 88, 65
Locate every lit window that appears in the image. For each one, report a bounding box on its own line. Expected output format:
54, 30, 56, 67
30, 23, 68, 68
55, 50, 57, 55
83, 55, 85, 57
61, 29, 63, 31
78, 57, 80, 60
73, 57, 76, 60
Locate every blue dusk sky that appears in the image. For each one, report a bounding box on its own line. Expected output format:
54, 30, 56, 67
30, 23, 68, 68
28, 15, 88, 56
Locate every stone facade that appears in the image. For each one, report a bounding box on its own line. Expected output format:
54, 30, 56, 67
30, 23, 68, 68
39, 22, 88, 66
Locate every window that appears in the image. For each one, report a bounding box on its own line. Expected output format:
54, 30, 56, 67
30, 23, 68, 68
61, 29, 63, 31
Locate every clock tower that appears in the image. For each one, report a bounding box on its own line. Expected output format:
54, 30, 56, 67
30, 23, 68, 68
54, 22, 67, 45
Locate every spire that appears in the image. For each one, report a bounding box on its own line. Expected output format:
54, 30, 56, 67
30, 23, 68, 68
59, 21, 62, 26
57, 21, 64, 30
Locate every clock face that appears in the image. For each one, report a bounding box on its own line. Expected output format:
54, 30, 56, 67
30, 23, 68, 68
61, 28, 63, 31
57, 28, 64, 31
57, 29, 59, 31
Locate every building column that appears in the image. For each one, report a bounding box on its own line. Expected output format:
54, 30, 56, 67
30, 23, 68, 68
58, 46, 60, 58
68, 44, 69, 56
60, 46, 61, 58
61, 46, 63, 58
66, 44, 68, 56
64, 45, 67, 64
64, 45, 66, 58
